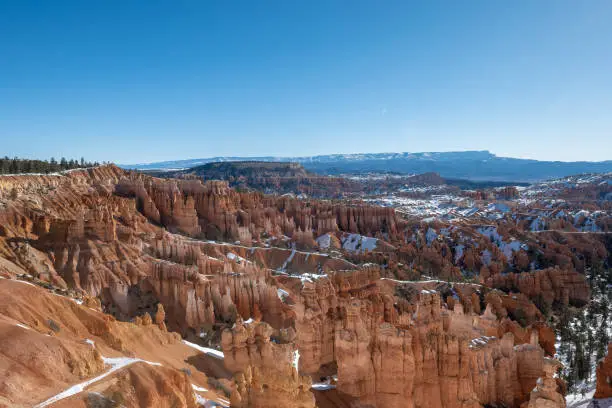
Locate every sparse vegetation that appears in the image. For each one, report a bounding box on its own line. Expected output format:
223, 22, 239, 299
555, 265, 611, 395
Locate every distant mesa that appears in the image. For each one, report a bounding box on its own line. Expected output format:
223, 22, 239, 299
121, 150, 612, 183
147, 160, 452, 198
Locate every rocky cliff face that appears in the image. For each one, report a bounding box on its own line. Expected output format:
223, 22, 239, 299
296, 279, 559, 408
524, 358, 566, 408
0, 166, 578, 408
0, 276, 229, 408
116, 173, 400, 243
594, 343, 612, 399
222, 319, 315, 408
485, 267, 590, 307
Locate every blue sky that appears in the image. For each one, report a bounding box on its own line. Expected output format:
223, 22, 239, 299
1, 1, 611, 163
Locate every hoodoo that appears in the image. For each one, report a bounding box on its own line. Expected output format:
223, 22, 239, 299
0, 164, 608, 408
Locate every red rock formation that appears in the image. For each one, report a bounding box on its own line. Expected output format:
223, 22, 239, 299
594, 343, 612, 399
117, 174, 400, 243
486, 267, 590, 307
0, 277, 231, 408
524, 357, 565, 408
497, 186, 520, 200
328, 288, 550, 408
54, 363, 199, 408
0, 166, 580, 408
283, 271, 557, 408
222, 318, 315, 408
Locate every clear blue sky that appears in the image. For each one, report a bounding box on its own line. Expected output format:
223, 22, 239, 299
1, 1, 611, 163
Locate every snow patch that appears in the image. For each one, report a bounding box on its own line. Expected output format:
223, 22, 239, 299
312, 383, 336, 391
292, 349, 300, 373
277, 288, 289, 302
469, 336, 496, 349
279, 249, 296, 271
34, 356, 161, 407
316, 233, 331, 249
454, 245, 465, 264
341, 233, 377, 253
192, 384, 209, 392
182, 340, 224, 359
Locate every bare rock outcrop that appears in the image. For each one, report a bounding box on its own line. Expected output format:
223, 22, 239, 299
222, 318, 315, 408
594, 343, 612, 399
332, 290, 549, 408
525, 357, 566, 408
486, 267, 590, 307
0, 166, 579, 408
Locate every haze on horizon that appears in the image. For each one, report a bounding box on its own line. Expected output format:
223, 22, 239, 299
1, 1, 611, 163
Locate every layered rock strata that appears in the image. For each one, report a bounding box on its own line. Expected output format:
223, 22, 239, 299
222, 318, 315, 408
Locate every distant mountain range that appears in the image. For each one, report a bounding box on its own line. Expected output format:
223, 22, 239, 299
121, 150, 612, 182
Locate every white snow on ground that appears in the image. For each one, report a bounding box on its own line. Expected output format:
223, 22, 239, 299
50, 290, 89, 306
194, 392, 228, 408
454, 245, 464, 264
292, 349, 300, 373
191, 235, 330, 258
316, 233, 331, 249
364, 194, 467, 219
311, 383, 336, 391
281, 272, 327, 284
182, 340, 224, 359
192, 384, 209, 392
84, 339, 95, 348
298, 273, 327, 283
34, 356, 161, 408
565, 382, 600, 406
476, 226, 526, 261
557, 273, 612, 408
477, 226, 503, 244
425, 228, 438, 245
279, 249, 296, 271
502, 239, 524, 261
530, 216, 546, 232
341, 233, 377, 253
587, 398, 612, 408
11, 279, 37, 287
379, 277, 479, 287
487, 203, 510, 213
226, 252, 249, 264
459, 207, 479, 217
468, 336, 496, 349
15, 323, 30, 330
277, 288, 289, 301
195, 393, 209, 406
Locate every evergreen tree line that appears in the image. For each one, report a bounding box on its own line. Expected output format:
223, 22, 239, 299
0, 156, 102, 175
555, 263, 611, 396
